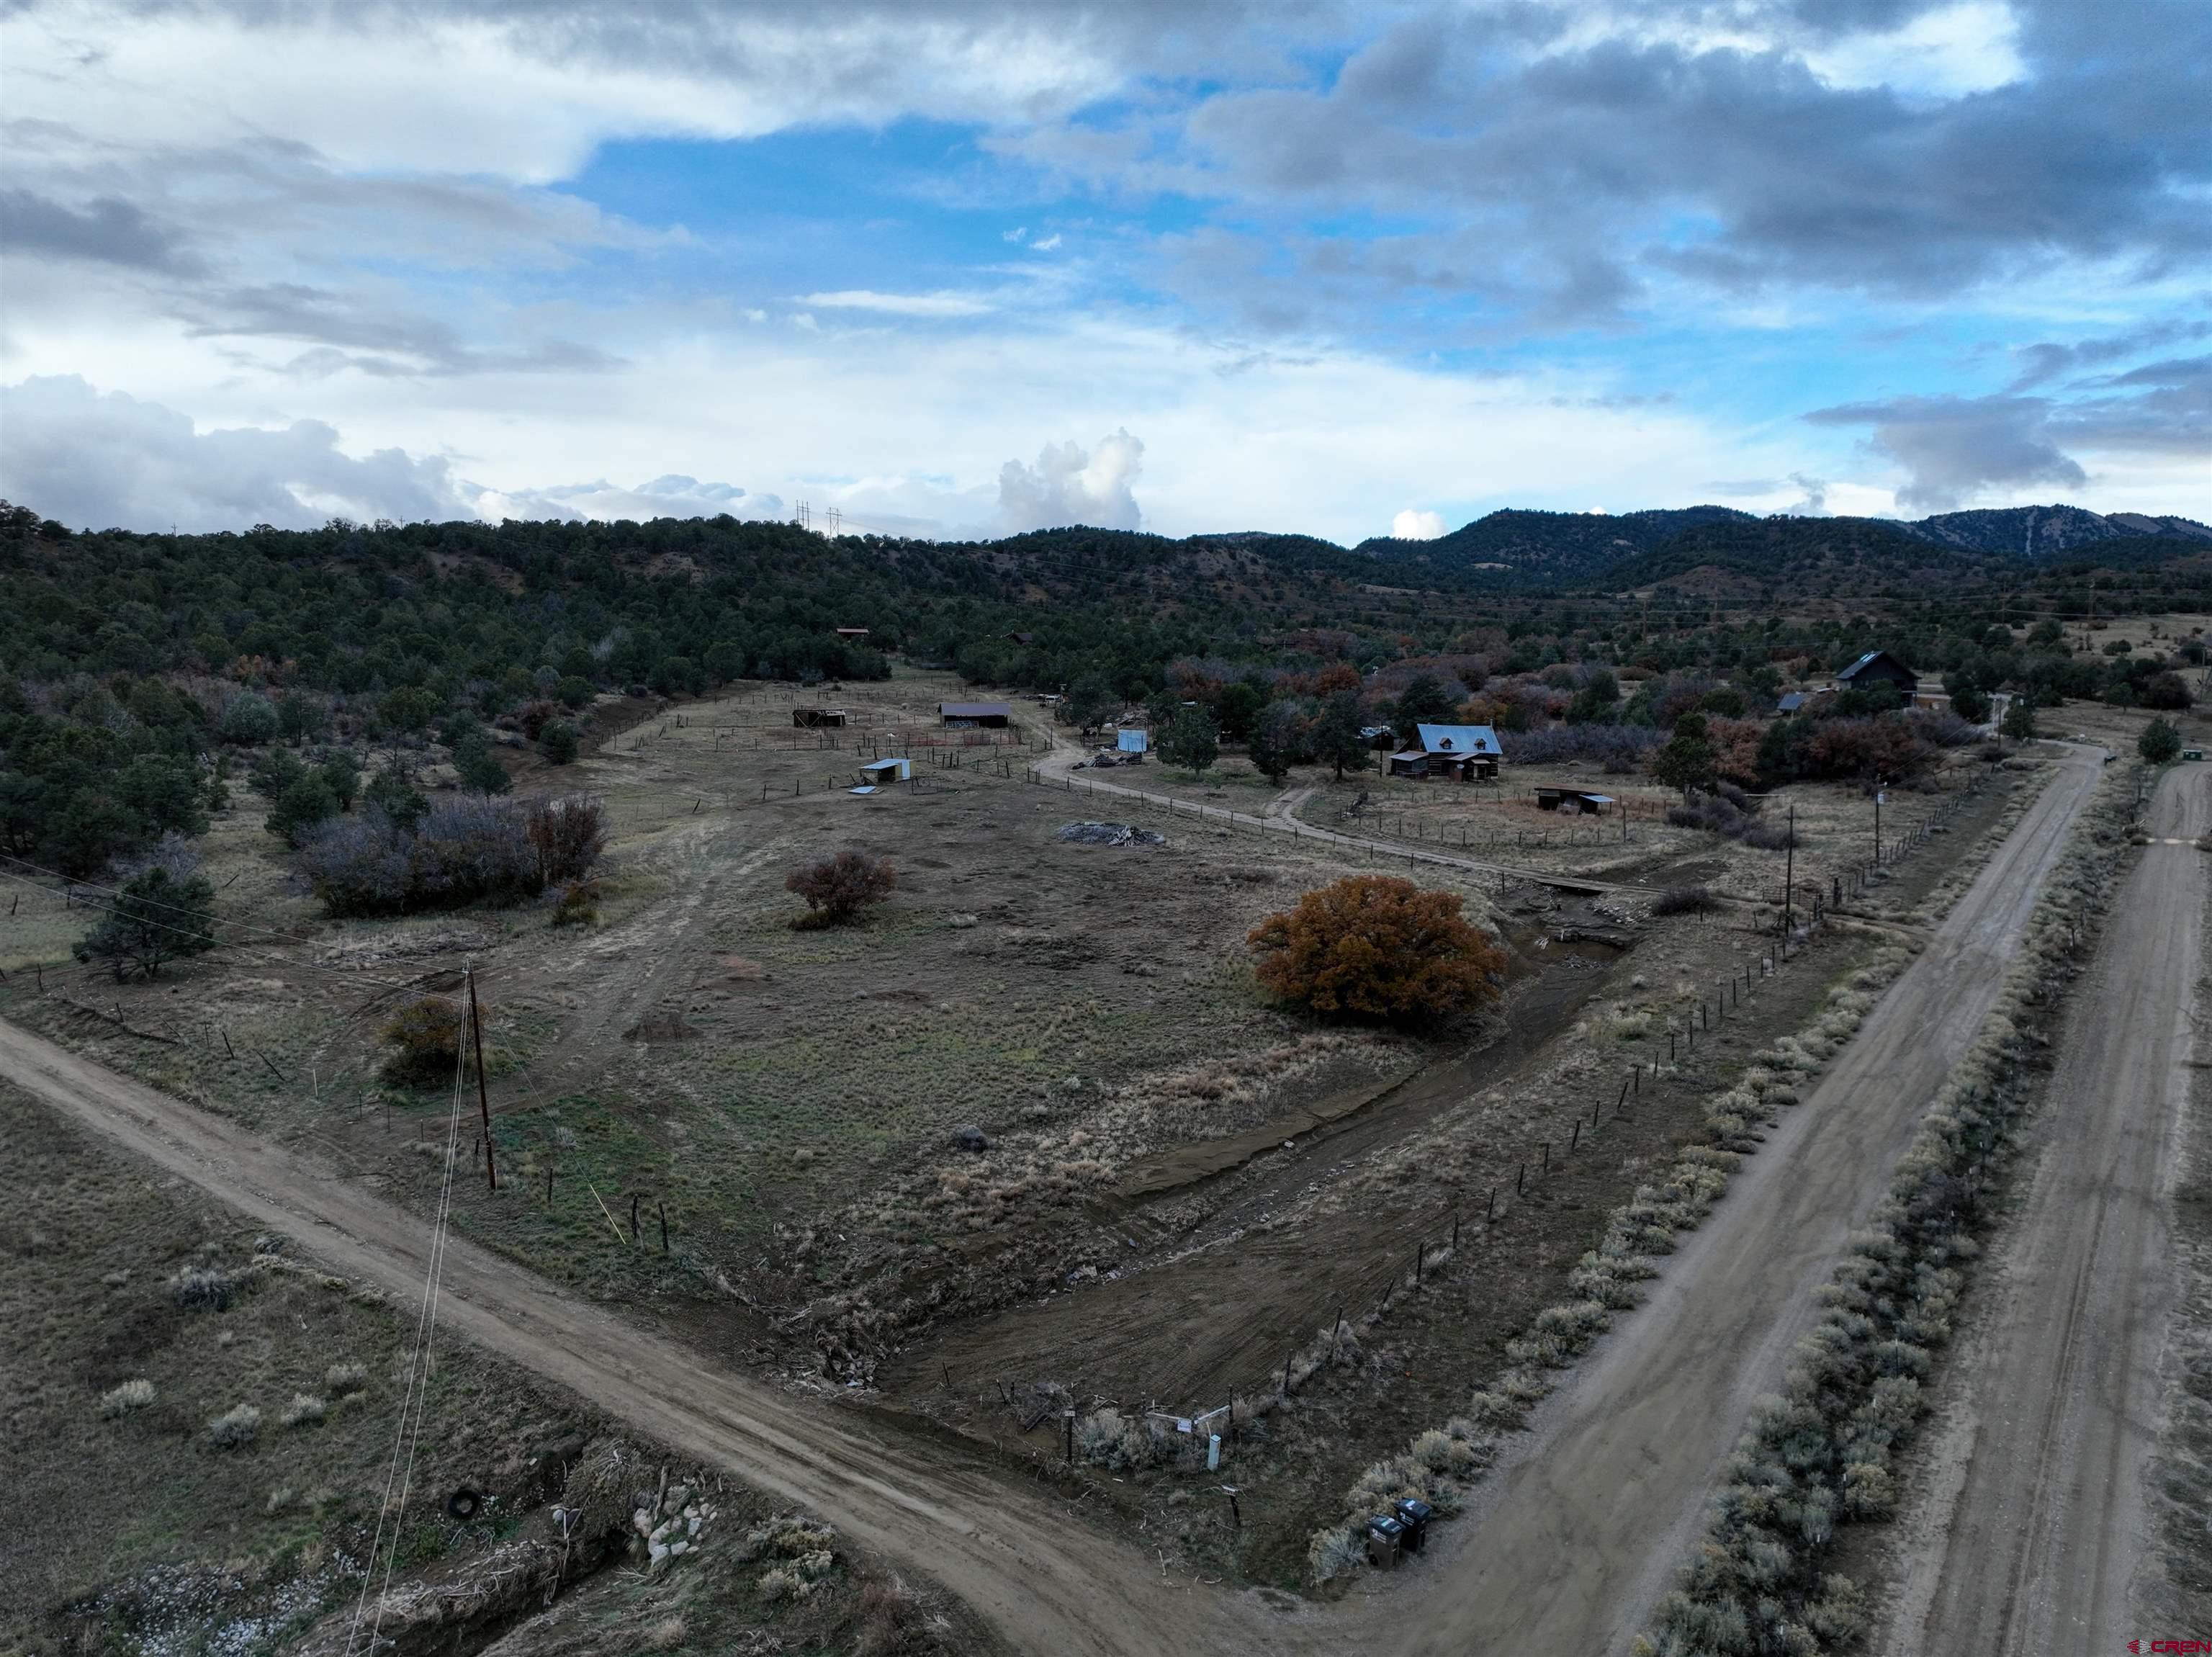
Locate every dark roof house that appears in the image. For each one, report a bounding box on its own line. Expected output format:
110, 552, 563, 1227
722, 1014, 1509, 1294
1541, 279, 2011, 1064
1835, 650, 1917, 691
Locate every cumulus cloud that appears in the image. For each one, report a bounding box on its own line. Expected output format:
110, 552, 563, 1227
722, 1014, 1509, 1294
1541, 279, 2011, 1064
1805, 393, 2085, 511
997, 429, 1144, 533
0, 374, 471, 531
1391, 508, 1447, 539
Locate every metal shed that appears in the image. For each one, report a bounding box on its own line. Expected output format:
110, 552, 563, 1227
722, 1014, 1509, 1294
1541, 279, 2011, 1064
856, 757, 912, 784
1116, 729, 1148, 754
1534, 786, 1616, 814
938, 701, 1013, 728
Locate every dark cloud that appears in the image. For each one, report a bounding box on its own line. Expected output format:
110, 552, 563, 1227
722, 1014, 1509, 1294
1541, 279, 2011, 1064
0, 187, 197, 270
2008, 319, 2212, 389
174, 282, 624, 376
2055, 355, 2212, 455
0, 374, 469, 530
1806, 393, 2085, 510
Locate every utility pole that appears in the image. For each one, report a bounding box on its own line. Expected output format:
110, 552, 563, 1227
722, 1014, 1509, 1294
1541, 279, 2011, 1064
1784, 801, 1796, 940
1874, 781, 1884, 867
467, 966, 496, 1191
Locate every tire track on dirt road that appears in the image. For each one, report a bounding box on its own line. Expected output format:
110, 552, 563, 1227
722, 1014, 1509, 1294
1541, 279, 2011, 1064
1367, 745, 2104, 1655
1887, 761, 2204, 1654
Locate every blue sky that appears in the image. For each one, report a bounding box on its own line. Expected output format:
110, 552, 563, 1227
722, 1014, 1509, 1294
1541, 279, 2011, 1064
1, 0, 2206, 539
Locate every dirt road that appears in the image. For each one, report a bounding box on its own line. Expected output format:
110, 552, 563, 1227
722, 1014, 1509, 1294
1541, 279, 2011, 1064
1032, 742, 1650, 895
0, 1021, 1267, 1657
1887, 762, 2202, 1653
0, 745, 2104, 1656
1372, 743, 2105, 1653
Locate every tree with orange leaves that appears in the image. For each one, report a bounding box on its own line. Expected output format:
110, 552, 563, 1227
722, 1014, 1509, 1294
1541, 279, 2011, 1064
1247, 875, 1505, 1021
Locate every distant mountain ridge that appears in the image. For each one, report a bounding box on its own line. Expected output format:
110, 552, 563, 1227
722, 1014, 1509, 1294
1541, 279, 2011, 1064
1350, 501, 2211, 586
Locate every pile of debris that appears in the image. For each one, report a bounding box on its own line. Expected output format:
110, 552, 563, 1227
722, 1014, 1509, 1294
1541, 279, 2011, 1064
1056, 822, 1167, 848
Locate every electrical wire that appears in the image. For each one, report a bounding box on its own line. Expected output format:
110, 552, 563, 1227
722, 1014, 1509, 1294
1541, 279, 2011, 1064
344, 987, 469, 1657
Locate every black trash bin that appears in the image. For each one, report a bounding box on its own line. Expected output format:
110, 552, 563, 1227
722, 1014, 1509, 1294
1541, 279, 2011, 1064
1364, 1513, 1406, 1571
1393, 1497, 1433, 1553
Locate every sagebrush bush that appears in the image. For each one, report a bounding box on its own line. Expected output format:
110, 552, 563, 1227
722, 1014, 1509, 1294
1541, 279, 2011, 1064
99, 1378, 155, 1418
280, 1393, 326, 1427
325, 1360, 369, 1394
170, 1263, 245, 1311
208, 1404, 261, 1449
379, 995, 470, 1087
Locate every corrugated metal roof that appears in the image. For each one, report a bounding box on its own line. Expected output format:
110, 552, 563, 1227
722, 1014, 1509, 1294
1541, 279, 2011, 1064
1777, 692, 1807, 712
1415, 722, 1501, 754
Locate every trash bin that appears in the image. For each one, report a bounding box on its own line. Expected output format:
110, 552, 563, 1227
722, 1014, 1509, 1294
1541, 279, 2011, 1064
1393, 1497, 1432, 1553
1364, 1514, 1405, 1571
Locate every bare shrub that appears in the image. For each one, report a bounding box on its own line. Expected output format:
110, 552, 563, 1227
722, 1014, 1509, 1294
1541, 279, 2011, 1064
1668, 790, 1798, 849
786, 851, 896, 926
99, 1378, 155, 1418
854, 1576, 927, 1657
551, 879, 601, 927
1307, 1522, 1366, 1582
527, 797, 608, 884
1650, 886, 1717, 916
207, 1404, 261, 1449
298, 795, 604, 917
379, 995, 469, 1087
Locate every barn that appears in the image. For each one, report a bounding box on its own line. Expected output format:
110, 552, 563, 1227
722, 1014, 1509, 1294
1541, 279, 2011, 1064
939, 701, 1012, 729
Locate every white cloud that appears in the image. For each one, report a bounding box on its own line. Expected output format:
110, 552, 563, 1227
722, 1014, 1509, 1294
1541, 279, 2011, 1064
997, 429, 1145, 533
1803, 2, 2026, 100
798, 289, 997, 318
1031, 233, 1063, 251
1003, 226, 1028, 243
0, 373, 469, 531
469, 474, 786, 524
1390, 507, 1447, 539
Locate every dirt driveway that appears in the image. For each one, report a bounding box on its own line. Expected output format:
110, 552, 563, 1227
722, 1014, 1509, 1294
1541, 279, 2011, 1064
1885, 760, 2205, 1652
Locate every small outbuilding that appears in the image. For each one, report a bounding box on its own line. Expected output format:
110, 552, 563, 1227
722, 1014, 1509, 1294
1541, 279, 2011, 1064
1534, 786, 1616, 814
856, 757, 912, 785
1776, 691, 1808, 714
939, 701, 1012, 728
793, 707, 849, 728
835, 627, 871, 641
1116, 729, 1148, 755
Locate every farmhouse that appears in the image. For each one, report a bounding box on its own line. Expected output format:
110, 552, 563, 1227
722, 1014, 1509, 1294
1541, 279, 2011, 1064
1835, 650, 1917, 695
1388, 722, 1502, 780
939, 701, 1012, 729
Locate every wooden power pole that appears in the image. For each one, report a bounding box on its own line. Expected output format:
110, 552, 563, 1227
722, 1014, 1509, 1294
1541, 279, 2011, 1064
467, 966, 496, 1191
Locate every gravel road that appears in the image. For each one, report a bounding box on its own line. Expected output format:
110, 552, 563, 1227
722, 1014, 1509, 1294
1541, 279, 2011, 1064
0, 746, 2103, 1655
1887, 760, 2203, 1653
1375, 744, 2104, 1653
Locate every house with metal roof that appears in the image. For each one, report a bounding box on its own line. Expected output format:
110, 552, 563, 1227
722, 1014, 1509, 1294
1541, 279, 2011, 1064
1389, 722, 1503, 780
1835, 650, 1917, 693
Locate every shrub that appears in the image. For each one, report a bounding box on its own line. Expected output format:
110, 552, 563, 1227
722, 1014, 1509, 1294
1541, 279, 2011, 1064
325, 1360, 369, 1395
218, 692, 281, 745
1307, 1522, 1367, 1582
2141, 717, 2182, 763
207, 1404, 261, 1449
528, 796, 608, 884
99, 1378, 155, 1418
265, 770, 341, 846
297, 796, 603, 917
76, 865, 218, 981
1651, 886, 1717, 916
2144, 670, 2193, 711
279, 1393, 327, 1427
555, 674, 595, 709
786, 851, 896, 926
1248, 875, 1505, 1022
170, 1263, 244, 1311
539, 719, 580, 764
381, 995, 469, 1087
552, 879, 602, 927
1500, 722, 1657, 772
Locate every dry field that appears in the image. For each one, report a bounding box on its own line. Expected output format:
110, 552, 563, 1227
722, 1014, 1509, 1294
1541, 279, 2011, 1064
0, 665, 2103, 1612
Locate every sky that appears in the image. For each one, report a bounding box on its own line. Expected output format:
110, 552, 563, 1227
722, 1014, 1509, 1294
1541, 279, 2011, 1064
0, 0, 2206, 543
